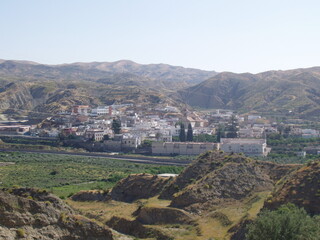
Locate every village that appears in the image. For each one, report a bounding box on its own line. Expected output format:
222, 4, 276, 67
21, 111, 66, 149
0, 103, 320, 158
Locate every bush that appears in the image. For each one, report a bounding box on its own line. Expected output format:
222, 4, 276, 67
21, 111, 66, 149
16, 228, 25, 238
246, 204, 320, 240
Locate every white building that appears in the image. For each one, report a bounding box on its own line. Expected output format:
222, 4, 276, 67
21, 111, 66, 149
152, 142, 220, 156
91, 106, 109, 115
122, 136, 141, 149
248, 115, 261, 121
301, 129, 320, 138
220, 138, 270, 156
170, 126, 181, 137
239, 127, 264, 138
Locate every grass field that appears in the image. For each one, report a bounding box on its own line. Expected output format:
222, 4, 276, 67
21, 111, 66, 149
0, 151, 183, 198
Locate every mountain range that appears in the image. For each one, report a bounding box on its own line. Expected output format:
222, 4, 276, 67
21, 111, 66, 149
0, 59, 320, 120
0, 59, 216, 87
178, 68, 320, 120
0, 59, 217, 117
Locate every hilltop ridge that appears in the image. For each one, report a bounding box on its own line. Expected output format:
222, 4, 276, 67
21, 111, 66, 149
178, 67, 320, 120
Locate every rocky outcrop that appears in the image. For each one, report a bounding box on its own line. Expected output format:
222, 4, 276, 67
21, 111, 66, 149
255, 161, 299, 182
158, 151, 297, 212
160, 151, 296, 202
0, 82, 34, 110
159, 151, 226, 200
71, 190, 110, 202
110, 173, 171, 203
0, 188, 113, 240
135, 206, 194, 225
264, 160, 320, 215
170, 159, 274, 211
106, 216, 173, 240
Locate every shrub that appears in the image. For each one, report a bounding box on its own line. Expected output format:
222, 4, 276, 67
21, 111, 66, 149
246, 204, 320, 240
16, 228, 25, 238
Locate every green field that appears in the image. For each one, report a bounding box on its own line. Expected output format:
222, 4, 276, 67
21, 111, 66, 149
0, 151, 183, 198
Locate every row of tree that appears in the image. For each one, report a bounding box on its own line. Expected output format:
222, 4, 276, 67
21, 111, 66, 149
179, 123, 193, 142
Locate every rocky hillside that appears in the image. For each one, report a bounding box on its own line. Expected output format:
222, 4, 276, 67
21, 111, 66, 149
1, 59, 214, 116
0, 80, 171, 118
70, 60, 217, 85
159, 151, 297, 212
73, 151, 297, 214
0, 187, 113, 240
178, 67, 320, 120
264, 160, 320, 215
110, 173, 171, 203
68, 151, 302, 240
2, 58, 320, 120
0, 59, 216, 87
71, 174, 172, 203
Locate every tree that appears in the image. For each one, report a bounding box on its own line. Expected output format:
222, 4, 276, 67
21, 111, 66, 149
194, 134, 217, 143
155, 132, 163, 141
246, 204, 320, 240
226, 114, 238, 138
112, 118, 121, 134
179, 123, 186, 142
186, 123, 193, 141
138, 140, 153, 149
216, 124, 225, 142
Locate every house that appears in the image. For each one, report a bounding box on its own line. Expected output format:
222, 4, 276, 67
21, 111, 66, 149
304, 146, 320, 155
152, 142, 220, 156
47, 129, 60, 138
122, 136, 141, 150
301, 129, 320, 138
170, 126, 181, 137
84, 130, 105, 142
91, 106, 109, 115
62, 127, 78, 137
0, 125, 30, 135
296, 151, 306, 158
239, 127, 264, 138
238, 128, 254, 138
247, 115, 261, 121
220, 138, 270, 156
71, 105, 90, 116
103, 134, 141, 152
289, 128, 320, 138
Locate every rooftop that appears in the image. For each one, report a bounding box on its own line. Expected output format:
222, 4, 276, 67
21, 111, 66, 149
220, 138, 266, 144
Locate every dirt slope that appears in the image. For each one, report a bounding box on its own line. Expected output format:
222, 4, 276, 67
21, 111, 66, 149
0, 187, 113, 240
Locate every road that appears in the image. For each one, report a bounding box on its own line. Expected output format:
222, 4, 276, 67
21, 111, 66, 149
0, 148, 191, 166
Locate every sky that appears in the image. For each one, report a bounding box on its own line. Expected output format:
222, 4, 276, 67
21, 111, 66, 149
1, 0, 320, 73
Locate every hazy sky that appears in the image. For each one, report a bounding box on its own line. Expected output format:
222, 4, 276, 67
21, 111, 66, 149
1, 0, 320, 73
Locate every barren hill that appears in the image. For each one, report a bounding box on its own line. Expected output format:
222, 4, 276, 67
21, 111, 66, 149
0, 187, 113, 240
0, 59, 216, 87
264, 160, 320, 215
178, 67, 320, 120
159, 151, 297, 212
0, 59, 216, 117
